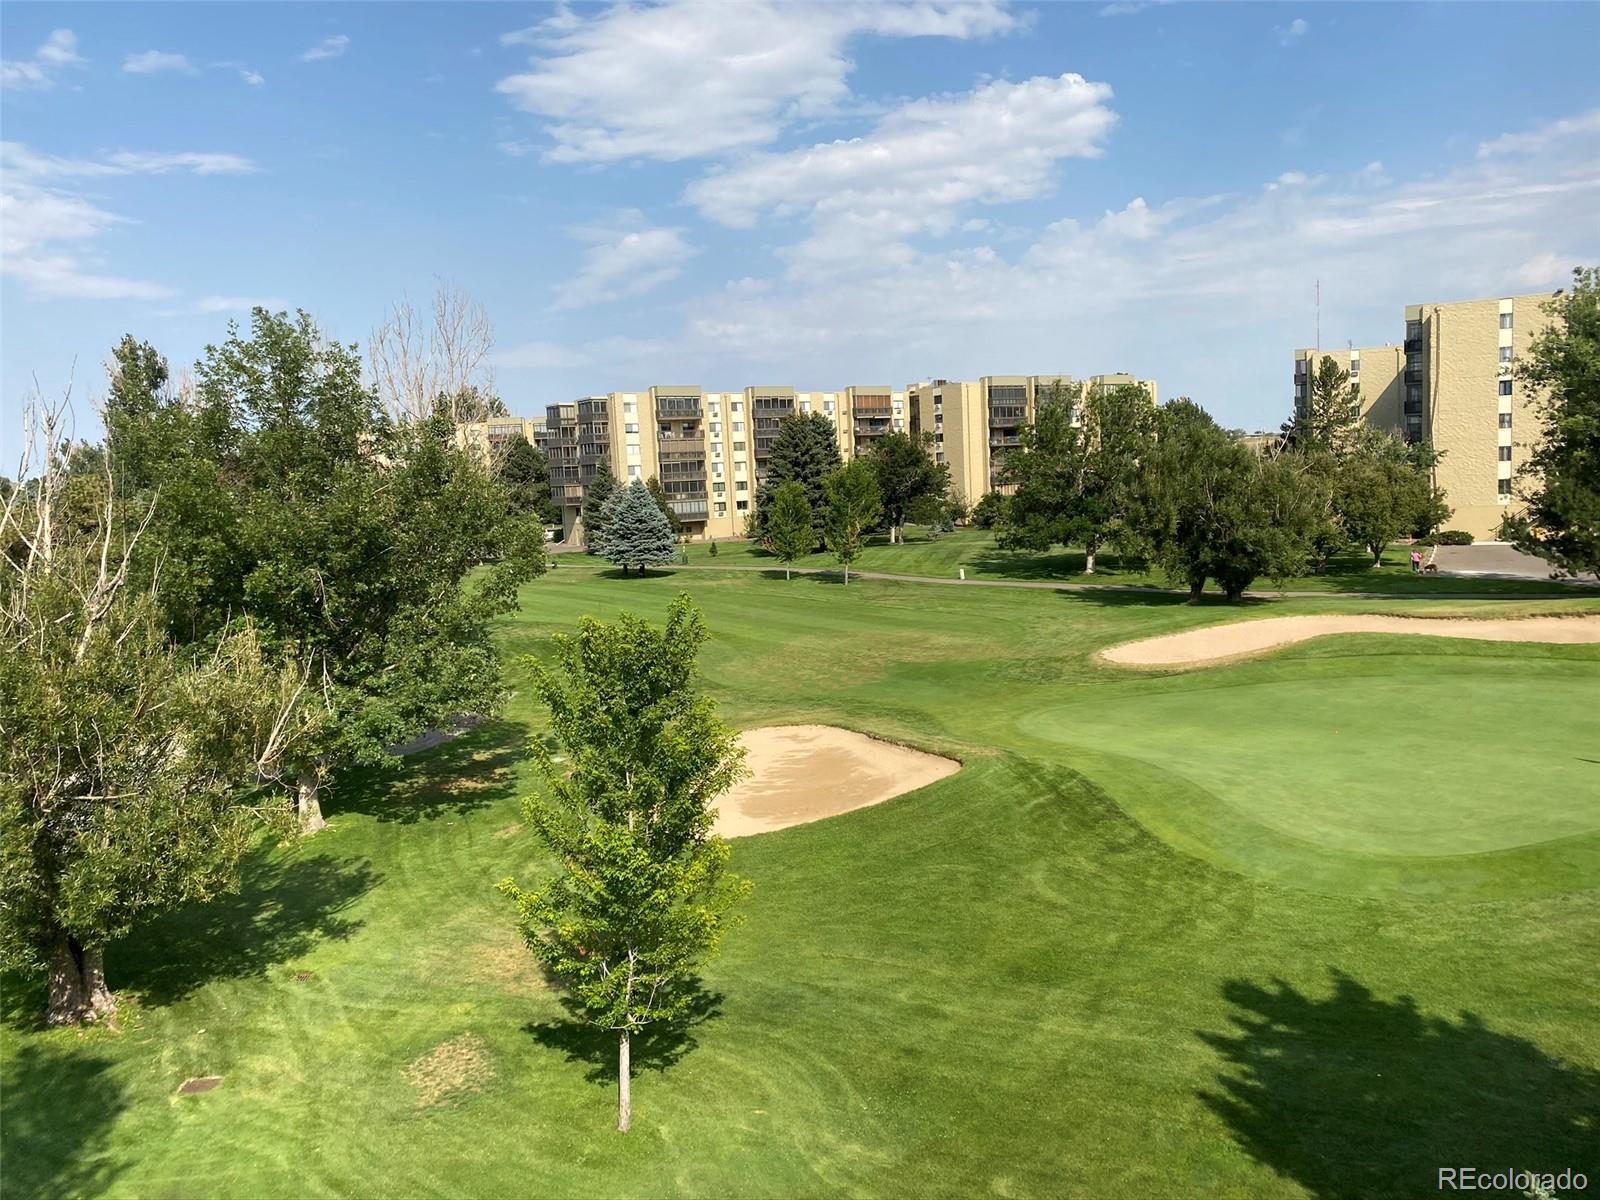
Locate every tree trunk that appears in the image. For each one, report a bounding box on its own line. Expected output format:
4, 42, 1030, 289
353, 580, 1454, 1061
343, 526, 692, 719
1188, 577, 1205, 603
1225, 583, 1245, 602
785, 566, 790, 580
843, 564, 849, 585
1085, 548, 1097, 575
617, 1029, 632, 1132
46, 936, 87, 1026
82, 946, 115, 1018
297, 767, 327, 834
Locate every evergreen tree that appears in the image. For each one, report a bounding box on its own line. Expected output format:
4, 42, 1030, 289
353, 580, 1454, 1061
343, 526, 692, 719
500, 594, 750, 1132
1506, 267, 1600, 576
752, 412, 842, 547
1284, 356, 1363, 457
499, 434, 560, 525
596, 479, 678, 575
822, 460, 882, 585
646, 475, 685, 535
581, 458, 620, 552
765, 481, 813, 579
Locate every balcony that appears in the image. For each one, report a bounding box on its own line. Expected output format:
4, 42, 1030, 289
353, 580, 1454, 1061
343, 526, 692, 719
669, 499, 710, 520
989, 406, 1026, 424
751, 396, 795, 413
656, 400, 702, 419
989, 435, 1022, 449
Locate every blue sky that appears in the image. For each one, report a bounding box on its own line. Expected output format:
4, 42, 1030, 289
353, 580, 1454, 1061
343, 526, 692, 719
4, 0, 1598, 465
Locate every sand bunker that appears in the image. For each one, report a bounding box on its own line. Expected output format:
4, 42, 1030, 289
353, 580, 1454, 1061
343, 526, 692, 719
1099, 614, 1600, 669
713, 725, 960, 838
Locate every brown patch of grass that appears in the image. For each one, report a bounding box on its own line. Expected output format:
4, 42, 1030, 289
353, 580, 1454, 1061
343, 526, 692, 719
462, 928, 549, 996
402, 1033, 493, 1110
492, 822, 522, 839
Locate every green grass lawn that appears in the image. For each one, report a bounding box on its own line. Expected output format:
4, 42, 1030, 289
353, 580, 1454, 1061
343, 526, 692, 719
661, 526, 1584, 595
5, 568, 1598, 1199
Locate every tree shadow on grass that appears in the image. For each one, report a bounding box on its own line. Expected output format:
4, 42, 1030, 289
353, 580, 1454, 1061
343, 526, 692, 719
1198, 969, 1600, 1199
329, 718, 529, 825
1062, 587, 1275, 608
522, 980, 724, 1088
111, 846, 381, 1007
0, 1041, 128, 1198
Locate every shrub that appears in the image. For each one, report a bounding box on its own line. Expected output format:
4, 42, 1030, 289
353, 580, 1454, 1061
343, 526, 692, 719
1436, 530, 1474, 545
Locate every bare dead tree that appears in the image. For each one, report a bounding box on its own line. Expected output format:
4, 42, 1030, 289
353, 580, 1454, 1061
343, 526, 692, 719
369, 280, 495, 424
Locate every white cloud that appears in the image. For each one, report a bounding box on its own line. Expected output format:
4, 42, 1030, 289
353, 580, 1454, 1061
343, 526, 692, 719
1275, 18, 1309, 45
666, 108, 1598, 431
497, 140, 538, 158
495, 0, 1022, 163
195, 295, 287, 313
684, 73, 1115, 289
0, 141, 256, 302
211, 61, 265, 86
689, 74, 1115, 230
1477, 108, 1600, 158
300, 35, 350, 62
554, 218, 697, 309
123, 50, 196, 75
1, 143, 259, 179
2, 29, 86, 91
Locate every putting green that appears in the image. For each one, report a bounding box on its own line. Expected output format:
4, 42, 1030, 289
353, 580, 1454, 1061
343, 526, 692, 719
1021, 659, 1600, 899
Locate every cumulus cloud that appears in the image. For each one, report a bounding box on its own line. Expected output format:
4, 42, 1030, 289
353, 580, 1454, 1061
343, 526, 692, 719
1, 141, 257, 301
300, 35, 350, 62
495, 0, 1022, 163
553, 216, 697, 309
2, 29, 86, 90
212, 61, 266, 86
492, 335, 667, 371
1275, 18, 1309, 44
123, 50, 196, 74
662, 107, 1598, 429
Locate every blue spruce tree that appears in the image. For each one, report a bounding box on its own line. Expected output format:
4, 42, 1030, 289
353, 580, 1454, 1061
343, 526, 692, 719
597, 479, 679, 575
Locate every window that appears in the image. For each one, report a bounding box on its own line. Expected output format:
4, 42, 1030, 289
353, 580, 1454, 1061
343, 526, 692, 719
713, 462, 723, 477
1499, 380, 1513, 396
735, 481, 747, 492
731, 402, 742, 413
824, 402, 835, 413
732, 421, 744, 432
1498, 479, 1512, 497
715, 502, 727, 515
1499, 346, 1514, 363
733, 441, 746, 451
1349, 358, 1360, 377
628, 465, 642, 478
1499, 413, 1513, 429
624, 401, 636, 414
624, 422, 638, 433
1500, 313, 1513, 329
800, 401, 810, 413
709, 422, 721, 434
736, 499, 749, 511
713, 482, 726, 495
1499, 446, 1513, 462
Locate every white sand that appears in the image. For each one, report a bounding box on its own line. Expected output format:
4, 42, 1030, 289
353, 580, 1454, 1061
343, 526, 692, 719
1099, 614, 1600, 669
712, 725, 960, 838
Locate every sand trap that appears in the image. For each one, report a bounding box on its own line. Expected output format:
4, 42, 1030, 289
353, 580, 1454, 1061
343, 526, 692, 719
713, 725, 960, 838
1099, 614, 1600, 669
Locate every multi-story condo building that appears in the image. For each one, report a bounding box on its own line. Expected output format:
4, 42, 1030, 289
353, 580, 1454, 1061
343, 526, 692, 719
1295, 289, 1559, 538
470, 371, 1156, 542
454, 414, 548, 459
906, 373, 1158, 506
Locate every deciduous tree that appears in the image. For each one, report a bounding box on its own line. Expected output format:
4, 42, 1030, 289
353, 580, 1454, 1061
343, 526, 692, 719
500, 594, 750, 1132
1, 393, 313, 1025
498, 433, 560, 526
765, 481, 813, 579
868, 432, 947, 544
823, 460, 881, 585
1507, 267, 1600, 576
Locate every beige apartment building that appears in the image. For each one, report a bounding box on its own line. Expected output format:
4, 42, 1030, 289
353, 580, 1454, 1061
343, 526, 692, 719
467, 371, 1156, 542
1296, 289, 1559, 538
540, 385, 913, 541
906, 373, 1158, 506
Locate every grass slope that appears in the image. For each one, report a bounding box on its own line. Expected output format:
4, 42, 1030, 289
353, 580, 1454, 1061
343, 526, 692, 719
4, 567, 1598, 1199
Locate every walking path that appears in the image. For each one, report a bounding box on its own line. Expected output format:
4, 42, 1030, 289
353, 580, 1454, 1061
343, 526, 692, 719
604, 560, 1600, 602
